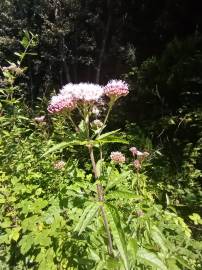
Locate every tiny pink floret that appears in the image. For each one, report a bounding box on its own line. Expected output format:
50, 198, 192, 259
34, 115, 45, 123
104, 80, 129, 99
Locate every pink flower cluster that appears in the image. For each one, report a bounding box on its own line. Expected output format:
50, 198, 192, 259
48, 93, 77, 114
104, 80, 129, 99
110, 151, 125, 164
47, 80, 129, 114
54, 160, 65, 170
129, 147, 149, 171
61, 83, 104, 104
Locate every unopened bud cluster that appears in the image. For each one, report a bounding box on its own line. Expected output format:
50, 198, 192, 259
129, 147, 149, 171
1, 63, 24, 76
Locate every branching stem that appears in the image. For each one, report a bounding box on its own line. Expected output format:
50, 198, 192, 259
88, 145, 113, 255
68, 115, 79, 132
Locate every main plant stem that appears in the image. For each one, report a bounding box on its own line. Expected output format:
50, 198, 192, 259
88, 145, 113, 255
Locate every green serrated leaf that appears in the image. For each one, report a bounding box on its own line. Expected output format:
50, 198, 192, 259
151, 226, 168, 254
96, 129, 120, 140
127, 238, 138, 257
166, 258, 180, 270
0, 194, 5, 203
97, 135, 128, 145
75, 202, 99, 234
43, 142, 71, 156
104, 203, 129, 270
175, 256, 193, 270
43, 140, 94, 156
19, 234, 34, 254
105, 191, 142, 201
137, 248, 167, 270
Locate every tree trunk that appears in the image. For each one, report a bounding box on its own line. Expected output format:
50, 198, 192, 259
95, 0, 112, 84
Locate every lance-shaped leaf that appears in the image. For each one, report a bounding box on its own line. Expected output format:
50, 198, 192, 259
151, 226, 168, 254
175, 256, 193, 270
96, 129, 120, 140
43, 140, 91, 156
104, 203, 129, 270
43, 142, 70, 156
97, 135, 129, 145
137, 248, 167, 270
74, 202, 99, 235
105, 191, 142, 201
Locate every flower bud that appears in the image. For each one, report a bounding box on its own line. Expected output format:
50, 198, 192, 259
133, 159, 141, 171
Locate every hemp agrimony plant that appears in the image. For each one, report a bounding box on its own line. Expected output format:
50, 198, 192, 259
46, 80, 132, 268
0, 31, 38, 104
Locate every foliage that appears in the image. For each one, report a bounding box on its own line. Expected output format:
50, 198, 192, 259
0, 40, 202, 270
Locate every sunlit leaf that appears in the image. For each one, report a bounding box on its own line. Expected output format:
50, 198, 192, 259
137, 248, 167, 270
75, 202, 99, 235
104, 203, 129, 270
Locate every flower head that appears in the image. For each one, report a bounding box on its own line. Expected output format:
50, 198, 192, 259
47, 93, 76, 114
104, 80, 129, 99
61, 83, 104, 104
110, 151, 125, 164
54, 160, 65, 170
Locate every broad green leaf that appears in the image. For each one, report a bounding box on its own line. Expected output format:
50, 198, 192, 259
137, 248, 167, 270
127, 238, 138, 257
20, 36, 29, 48
34, 231, 51, 246
38, 248, 57, 270
104, 203, 129, 270
9, 227, 21, 241
0, 218, 12, 228
166, 258, 180, 270
19, 234, 34, 254
106, 257, 122, 269
0, 194, 5, 203
151, 226, 168, 254
75, 202, 99, 234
